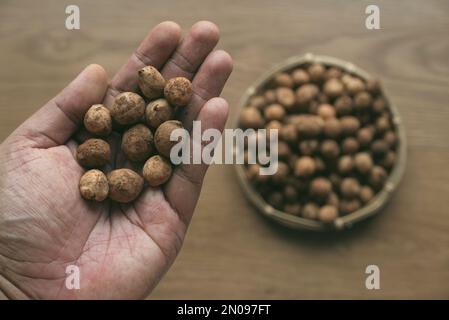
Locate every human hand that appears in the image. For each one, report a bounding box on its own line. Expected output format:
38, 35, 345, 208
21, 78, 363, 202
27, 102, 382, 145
0, 21, 232, 299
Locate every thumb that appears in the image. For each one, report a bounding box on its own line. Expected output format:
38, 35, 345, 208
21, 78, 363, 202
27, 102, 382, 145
13, 64, 108, 148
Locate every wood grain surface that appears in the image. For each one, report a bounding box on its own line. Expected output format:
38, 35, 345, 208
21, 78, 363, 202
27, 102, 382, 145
0, 0, 448, 299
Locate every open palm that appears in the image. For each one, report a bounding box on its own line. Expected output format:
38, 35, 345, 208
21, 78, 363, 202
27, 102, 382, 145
0, 21, 232, 299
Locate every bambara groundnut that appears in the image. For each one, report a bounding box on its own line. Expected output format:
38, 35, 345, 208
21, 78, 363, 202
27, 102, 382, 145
138, 66, 166, 99
143, 155, 173, 187
154, 120, 184, 158
83, 104, 112, 137
107, 169, 144, 203
164, 77, 193, 107
79, 169, 109, 201
121, 124, 154, 162
111, 92, 145, 125
76, 139, 111, 169
145, 99, 174, 130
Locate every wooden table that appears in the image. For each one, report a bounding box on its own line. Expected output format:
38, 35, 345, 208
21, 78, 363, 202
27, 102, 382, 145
0, 0, 448, 299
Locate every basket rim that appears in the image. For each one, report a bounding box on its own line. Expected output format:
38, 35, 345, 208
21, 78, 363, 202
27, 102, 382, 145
233, 53, 407, 231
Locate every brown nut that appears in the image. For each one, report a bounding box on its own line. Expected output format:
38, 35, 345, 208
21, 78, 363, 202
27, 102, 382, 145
107, 169, 144, 203
121, 124, 154, 162
384, 131, 397, 148
334, 95, 353, 116
339, 199, 361, 215
354, 152, 374, 174
325, 67, 343, 80
345, 77, 366, 95
317, 104, 336, 120
137, 66, 166, 99
323, 118, 342, 139
341, 137, 360, 154
83, 104, 112, 137
357, 127, 374, 146
381, 151, 397, 169
264, 90, 277, 104
240, 106, 264, 128
79, 169, 109, 201
340, 177, 361, 198
373, 97, 387, 114
294, 156, 316, 178
296, 84, 319, 106
369, 166, 388, 189
273, 72, 294, 88
296, 115, 323, 137
249, 95, 266, 109
323, 78, 344, 98
291, 68, 310, 86
164, 77, 193, 107
340, 116, 361, 136
310, 177, 332, 198
376, 116, 391, 133
308, 63, 326, 83
327, 192, 340, 207
279, 124, 298, 143
111, 92, 145, 125
154, 120, 184, 158
276, 87, 296, 110
302, 203, 319, 220
366, 78, 381, 95
145, 99, 174, 130
360, 185, 374, 204
264, 103, 286, 121
265, 120, 282, 136
143, 155, 173, 187
354, 91, 372, 110
321, 140, 340, 159
76, 139, 111, 168
318, 205, 338, 223
338, 155, 354, 175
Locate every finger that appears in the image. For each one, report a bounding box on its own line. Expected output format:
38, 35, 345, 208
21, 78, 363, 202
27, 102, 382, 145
14, 64, 108, 148
164, 97, 229, 225
179, 50, 233, 131
108, 21, 181, 98
161, 21, 220, 80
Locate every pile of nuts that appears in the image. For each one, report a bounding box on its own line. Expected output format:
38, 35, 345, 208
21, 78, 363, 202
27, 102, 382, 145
240, 62, 398, 223
77, 66, 192, 203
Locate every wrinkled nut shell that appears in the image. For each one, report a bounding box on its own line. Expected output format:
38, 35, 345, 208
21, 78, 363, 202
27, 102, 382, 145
83, 104, 112, 137
154, 120, 184, 158
111, 92, 145, 125
143, 155, 173, 187
79, 169, 109, 201
121, 124, 154, 162
164, 77, 193, 107
107, 169, 144, 203
138, 66, 165, 99
76, 139, 111, 168
145, 99, 174, 129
